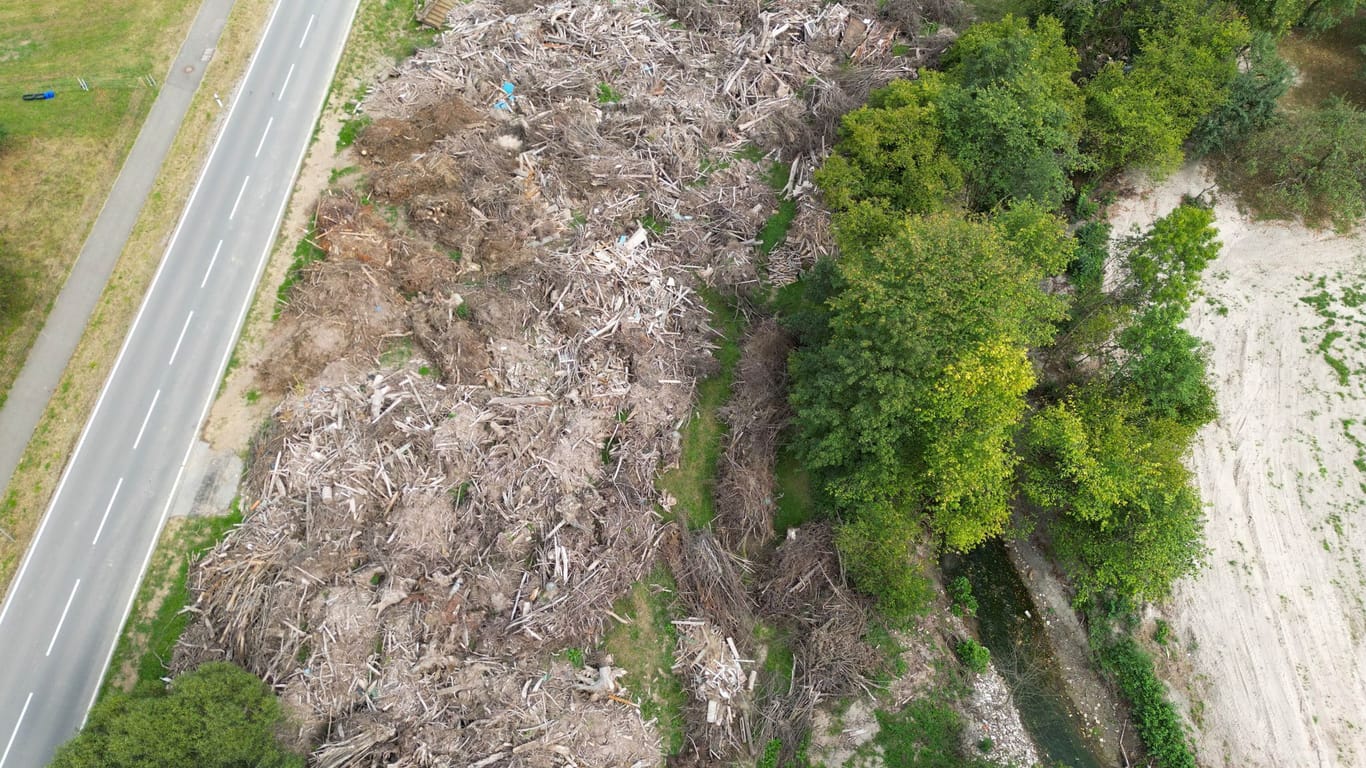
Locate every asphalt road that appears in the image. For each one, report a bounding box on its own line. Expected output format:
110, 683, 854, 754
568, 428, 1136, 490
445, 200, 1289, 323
0, 0, 361, 764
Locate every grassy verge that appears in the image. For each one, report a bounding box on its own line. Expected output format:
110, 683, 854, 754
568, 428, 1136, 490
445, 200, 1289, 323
658, 288, 743, 529
0, 0, 275, 596
773, 444, 815, 536
0, 0, 200, 406
100, 504, 242, 699
602, 568, 689, 756
274, 217, 325, 318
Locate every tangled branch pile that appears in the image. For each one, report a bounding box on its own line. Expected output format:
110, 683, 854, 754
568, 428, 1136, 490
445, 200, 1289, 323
178, 0, 926, 764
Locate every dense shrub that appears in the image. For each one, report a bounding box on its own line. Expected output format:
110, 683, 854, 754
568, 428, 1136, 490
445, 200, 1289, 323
1188, 32, 1292, 157
1235, 97, 1366, 230
948, 576, 979, 616
51, 663, 302, 768
1102, 639, 1197, 768
955, 638, 992, 673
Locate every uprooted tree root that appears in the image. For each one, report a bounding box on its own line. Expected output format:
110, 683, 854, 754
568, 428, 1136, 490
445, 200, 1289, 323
178, 0, 932, 764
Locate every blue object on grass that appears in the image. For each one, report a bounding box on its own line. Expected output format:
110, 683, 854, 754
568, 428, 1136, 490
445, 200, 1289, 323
22, 90, 56, 101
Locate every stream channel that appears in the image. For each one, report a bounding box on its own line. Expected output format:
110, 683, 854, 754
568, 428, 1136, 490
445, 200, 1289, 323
943, 540, 1108, 768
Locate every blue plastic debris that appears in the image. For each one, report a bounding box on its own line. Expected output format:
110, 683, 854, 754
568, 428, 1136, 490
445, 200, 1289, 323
495, 81, 517, 110
21, 90, 55, 101
502, 82, 516, 95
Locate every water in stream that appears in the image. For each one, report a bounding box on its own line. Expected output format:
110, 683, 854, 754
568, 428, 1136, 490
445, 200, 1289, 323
943, 541, 1107, 768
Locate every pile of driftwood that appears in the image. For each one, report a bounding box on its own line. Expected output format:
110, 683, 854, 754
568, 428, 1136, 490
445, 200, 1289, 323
359, 0, 925, 287
177, 0, 928, 764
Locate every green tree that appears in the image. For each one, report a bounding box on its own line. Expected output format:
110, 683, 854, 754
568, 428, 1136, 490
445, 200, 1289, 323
1020, 389, 1207, 600
1118, 202, 1221, 313
51, 663, 302, 768
1113, 309, 1217, 430
1189, 32, 1292, 157
939, 15, 1086, 210
1083, 10, 1249, 174
813, 75, 963, 219
1237, 97, 1366, 230
789, 210, 1070, 598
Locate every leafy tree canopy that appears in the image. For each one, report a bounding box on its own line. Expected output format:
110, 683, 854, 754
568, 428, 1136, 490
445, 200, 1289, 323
1082, 7, 1249, 174
790, 209, 1071, 563
939, 15, 1086, 209
51, 663, 302, 768
1020, 387, 1207, 600
813, 75, 964, 219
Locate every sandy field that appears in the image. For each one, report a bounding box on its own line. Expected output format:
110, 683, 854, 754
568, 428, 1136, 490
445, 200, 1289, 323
1110, 165, 1366, 768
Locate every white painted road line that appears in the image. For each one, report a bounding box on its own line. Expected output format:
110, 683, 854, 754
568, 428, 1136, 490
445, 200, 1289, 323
132, 389, 161, 451
254, 116, 274, 158
91, 478, 124, 547
277, 63, 295, 102
201, 239, 223, 288
0, 691, 33, 768
168, 311, 194, 366
45, 581, 80, 657
299, 14, 315, 48
229, 176, 250, 221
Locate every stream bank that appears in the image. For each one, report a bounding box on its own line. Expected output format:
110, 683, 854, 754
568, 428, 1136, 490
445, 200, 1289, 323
945, 538, 1122, 768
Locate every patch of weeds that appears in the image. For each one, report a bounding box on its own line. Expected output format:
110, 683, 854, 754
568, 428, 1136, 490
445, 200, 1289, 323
418, 365, 432, 377
456, 302, 472, 320
641, 214, 669, 234
754, 622, 795, 690
447, 248, 462, 262
379, 337, 414, 368
596, 82, 624, 104
336, 114, 372, 151
244, 389, 261, 405
602, 569, 687, 755
735, 144, 766, 162
758, 198, 799, 255
773, 444, 815, 535
328, 165, 361, 185
565, 647, 586, 668
1153, 618, 1172, 646
758, 739, 783, 768
1319, 330, 1351, 385
601, 434, 621, 465
451, 481, 472, 506
657, 287, 743, 529
864, 620, 909, 684
871, 698, 1000, 768
275, 219, 326, 319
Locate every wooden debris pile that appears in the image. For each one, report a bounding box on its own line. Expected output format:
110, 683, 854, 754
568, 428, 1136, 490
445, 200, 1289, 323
672, 618, 756, 748
359, 0, 918, 284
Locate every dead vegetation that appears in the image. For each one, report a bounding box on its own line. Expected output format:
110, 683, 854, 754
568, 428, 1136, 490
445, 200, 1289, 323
177, 0, 943, 764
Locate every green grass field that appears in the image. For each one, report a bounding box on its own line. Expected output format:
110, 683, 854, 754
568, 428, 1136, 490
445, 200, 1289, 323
0, 0, 199, 405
